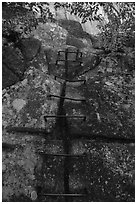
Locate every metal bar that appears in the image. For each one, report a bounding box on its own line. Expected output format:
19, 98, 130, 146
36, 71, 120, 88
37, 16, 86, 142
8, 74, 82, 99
63, 50, 70, 202
56, 59, 83, 63
48, 94, 86, 102
42, 193, 86, 197
37, 152, 87, 157
57, 51, 61, 56
44, 115, 86, 123
55, 60, 82, 66
65, 49, 68, 78
76, 49, 79, 60
58, 50, 98, 55
58, 51, 82, 54
80, 52, 82, 58
44, 115, 86, 119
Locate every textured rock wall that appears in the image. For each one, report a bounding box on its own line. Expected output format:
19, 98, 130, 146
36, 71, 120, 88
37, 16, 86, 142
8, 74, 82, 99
2, 20, 135, 201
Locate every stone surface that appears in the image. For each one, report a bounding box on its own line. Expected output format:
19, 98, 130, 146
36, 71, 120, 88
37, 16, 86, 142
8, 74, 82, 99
2, 63, 19, 89
2, 20, 134, 202
2, 134, 134, 202
2, 49, 62, 201
58, 19, 93, 49
19, 37, 41, 61
2, 37, 42, 89
32, 22, 68, 49
2, 65, 60, 131
58, 19, 91, 39
12, 99, 26, 112
2, 46, 26, 89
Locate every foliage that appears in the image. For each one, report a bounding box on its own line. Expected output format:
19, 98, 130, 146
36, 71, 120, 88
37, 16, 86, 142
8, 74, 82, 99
54, 2, 103, 23
54, 2, 135, 52
3, 2, 135, 52
2, 2, 54, 37
97, 2, 135, 52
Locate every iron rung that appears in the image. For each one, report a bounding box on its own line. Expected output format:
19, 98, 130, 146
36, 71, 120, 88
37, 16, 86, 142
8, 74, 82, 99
58, 50, 82, 54
44, 115, 86, 120
56, 59, 82, 63
48, 94, 86, 102
56, 61, 82, 66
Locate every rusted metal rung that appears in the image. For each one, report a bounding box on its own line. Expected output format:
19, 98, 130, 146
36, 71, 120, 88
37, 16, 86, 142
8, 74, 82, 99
44, 115, 86, 119
41, 193, 86, 197
48, 94, 86, 102
57, 51, 82, 59
56, 59, 83, 63
38, 152, 87, 157
58, 50, 82, 54
54, 75, 86, 84
56, 60, 82, 66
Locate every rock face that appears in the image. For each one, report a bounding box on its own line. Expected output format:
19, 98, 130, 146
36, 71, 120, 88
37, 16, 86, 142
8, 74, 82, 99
2, 46, 25, 89
2, 47, 63, 201
32, 22, 68, 49
58, 19, 91, 39
19, 38, 41, 61
2, 48, 60, 129
2, 20, 135, 202
58, 19, 93, 49
2, 37, 41, 89
2, 63, 19, 89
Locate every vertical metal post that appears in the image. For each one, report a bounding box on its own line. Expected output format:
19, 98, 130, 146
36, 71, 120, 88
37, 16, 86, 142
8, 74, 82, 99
53, 49, 71, 201
76, 49, 79, 60
65, 49, 68, 78
63, 48, 71, 201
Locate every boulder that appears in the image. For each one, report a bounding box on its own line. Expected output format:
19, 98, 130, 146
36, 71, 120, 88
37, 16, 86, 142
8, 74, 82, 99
32, 22, 67, 49
58, 19, 91, 39
19, 37, 41, 61
2, 46, 135, 202
2, 18, 135, 202
2, 46, 26, 89
2, 63, 19, 89
2, 37, 42, 89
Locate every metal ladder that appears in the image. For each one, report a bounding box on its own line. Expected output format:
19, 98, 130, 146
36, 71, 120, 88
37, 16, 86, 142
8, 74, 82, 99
4, 48, 135, 201
41, 48, 87, 201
